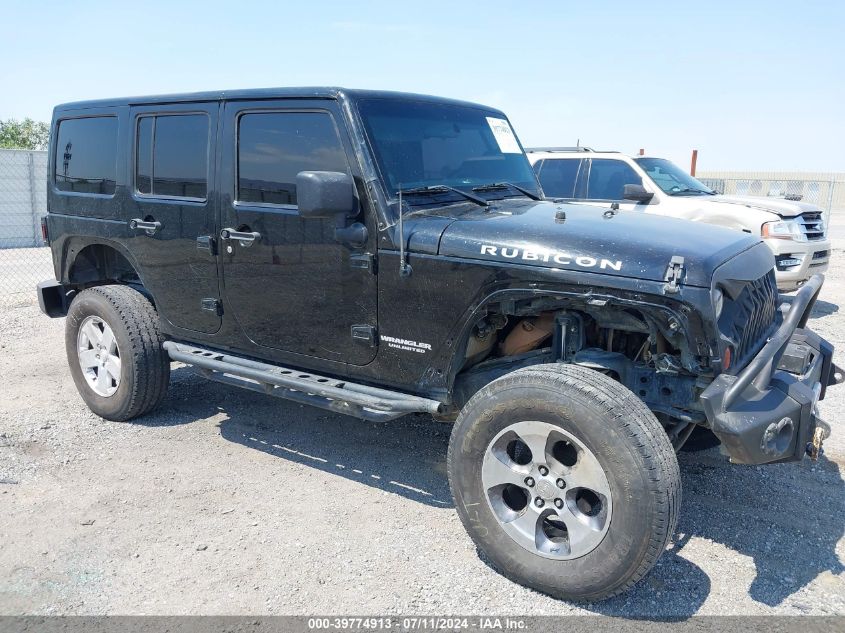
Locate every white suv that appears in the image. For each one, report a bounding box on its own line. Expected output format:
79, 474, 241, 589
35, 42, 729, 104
526, 148, 831, 292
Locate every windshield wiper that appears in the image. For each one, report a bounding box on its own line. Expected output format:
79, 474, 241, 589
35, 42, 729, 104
471, 182, 542, 201
670, 187, 715, 196
398, 185, 488, 207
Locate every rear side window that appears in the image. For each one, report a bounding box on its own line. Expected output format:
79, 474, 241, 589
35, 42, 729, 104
54, 117, 118, 195
237, 111, 349, 206
536, 158, 581, 198
135, 114, 209, 200
586, 159, 642, 200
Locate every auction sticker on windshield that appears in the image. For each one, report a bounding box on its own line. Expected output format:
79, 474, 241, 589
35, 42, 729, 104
486, 117, 521, 153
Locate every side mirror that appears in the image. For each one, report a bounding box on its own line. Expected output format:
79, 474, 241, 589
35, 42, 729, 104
296, 171, 355, 218
623, 183, 654, 203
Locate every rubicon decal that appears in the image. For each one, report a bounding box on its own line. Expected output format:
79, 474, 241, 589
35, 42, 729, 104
381, 335, 433, 354
480, 245, 623, 271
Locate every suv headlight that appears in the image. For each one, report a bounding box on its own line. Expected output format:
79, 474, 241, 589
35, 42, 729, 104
761, 219, 804, 241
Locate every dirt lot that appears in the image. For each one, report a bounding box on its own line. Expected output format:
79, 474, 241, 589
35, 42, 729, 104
1, 247, 844, 618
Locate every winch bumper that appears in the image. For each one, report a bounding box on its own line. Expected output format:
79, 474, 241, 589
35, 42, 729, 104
700, 274, 842, 464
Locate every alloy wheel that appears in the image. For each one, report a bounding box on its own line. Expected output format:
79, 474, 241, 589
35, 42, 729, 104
481, 420, 612, 559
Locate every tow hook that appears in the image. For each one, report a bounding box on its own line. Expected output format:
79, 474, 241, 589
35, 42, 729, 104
806, 419, 830, 461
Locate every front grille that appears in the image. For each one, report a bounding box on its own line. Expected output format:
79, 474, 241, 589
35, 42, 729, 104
718, 270, 780, 366
798, 211, 826, 241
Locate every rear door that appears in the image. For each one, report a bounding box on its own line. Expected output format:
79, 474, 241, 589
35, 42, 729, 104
218, 99, 378, 365
127, 103, 221, 334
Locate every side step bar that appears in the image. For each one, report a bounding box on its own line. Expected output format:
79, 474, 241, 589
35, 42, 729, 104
163, 341, 444, 422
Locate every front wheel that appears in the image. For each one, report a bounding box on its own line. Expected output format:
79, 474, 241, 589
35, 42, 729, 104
447, 363, 680, 601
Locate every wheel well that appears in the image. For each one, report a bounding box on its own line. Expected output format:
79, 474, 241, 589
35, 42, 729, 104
454, 296, 664, 375
449, 293, 711, 443
68, 244, 142, 289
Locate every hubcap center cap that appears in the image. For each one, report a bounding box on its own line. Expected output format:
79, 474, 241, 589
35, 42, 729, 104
536, 479, 556, 500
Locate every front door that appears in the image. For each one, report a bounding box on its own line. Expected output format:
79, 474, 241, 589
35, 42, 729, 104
127, 103, 221, 334
579, 158, 646, 212
218, 99, 377, 366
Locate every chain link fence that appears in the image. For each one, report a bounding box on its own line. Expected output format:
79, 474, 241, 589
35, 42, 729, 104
0, 149, 52, 302
696, 171, 845, 222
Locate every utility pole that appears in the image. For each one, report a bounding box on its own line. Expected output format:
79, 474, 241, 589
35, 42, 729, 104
690, 149, 698, 176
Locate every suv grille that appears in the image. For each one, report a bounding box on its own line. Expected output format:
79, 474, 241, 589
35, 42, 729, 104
798, 211, 826, 241
718, 270, 780, 366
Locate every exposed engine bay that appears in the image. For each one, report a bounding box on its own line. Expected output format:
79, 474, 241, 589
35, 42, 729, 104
452, 296, 713, 450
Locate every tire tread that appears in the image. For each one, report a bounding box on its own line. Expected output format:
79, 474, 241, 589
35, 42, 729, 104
71, 285, 169, 421
447, 362, 680, 601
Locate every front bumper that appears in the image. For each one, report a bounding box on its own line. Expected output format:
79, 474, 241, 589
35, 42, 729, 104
700, 274, 842, 464
765, 237, 831, 292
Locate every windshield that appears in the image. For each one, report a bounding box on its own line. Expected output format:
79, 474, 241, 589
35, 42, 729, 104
635, 157, 714, 196
356, 98, 540, 208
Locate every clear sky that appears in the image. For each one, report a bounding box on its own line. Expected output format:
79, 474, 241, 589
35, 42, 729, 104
2, 1, 843, 171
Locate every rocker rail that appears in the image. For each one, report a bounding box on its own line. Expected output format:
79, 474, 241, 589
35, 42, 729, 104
163, 341, 444, 422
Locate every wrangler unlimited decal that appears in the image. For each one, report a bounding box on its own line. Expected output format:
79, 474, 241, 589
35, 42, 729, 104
480, 245, 623, 271
380, 335, 433, 354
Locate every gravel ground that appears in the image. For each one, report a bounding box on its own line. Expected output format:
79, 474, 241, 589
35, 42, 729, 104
0, 247, 844, 617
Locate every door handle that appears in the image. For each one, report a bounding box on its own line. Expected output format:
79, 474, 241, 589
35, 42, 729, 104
129, 218, 162, 235
220, 228, 261, 247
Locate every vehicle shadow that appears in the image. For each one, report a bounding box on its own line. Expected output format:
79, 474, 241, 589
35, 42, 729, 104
673, 449, 845, 609
559, 449, 845, 618
152, 367, 455, 507
127, 367, 230, 428
217, 410, 454, 508
475, 538, 712, 618
139, 367, 843, 616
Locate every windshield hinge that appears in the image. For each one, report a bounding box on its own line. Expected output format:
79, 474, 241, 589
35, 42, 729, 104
663, 256, 685, 294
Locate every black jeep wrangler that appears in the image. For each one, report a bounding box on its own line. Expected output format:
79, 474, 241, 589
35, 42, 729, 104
38, 88, 840, 601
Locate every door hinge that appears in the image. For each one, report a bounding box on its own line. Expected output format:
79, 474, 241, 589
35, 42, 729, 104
663, 256, 685, 294
351, 325, 377, 347
201, 298, 223, 315
197, 235, 216, 255
350, 253, 377, 274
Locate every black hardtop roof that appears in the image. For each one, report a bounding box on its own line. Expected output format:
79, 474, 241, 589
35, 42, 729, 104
54, 87, 502, 114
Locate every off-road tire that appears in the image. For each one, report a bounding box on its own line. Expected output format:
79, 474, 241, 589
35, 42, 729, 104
65, 285, 170, 421
447, 363, 680, 601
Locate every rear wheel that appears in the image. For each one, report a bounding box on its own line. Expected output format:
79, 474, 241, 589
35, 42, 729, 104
65, 285, 170, 421
447, 363, 680, 601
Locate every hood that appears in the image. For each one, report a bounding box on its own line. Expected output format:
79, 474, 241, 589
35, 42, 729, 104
712, 194, 822, 218
408, 199, 764, 288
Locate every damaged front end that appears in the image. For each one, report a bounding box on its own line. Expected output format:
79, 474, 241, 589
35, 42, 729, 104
700, 275, 842, 464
